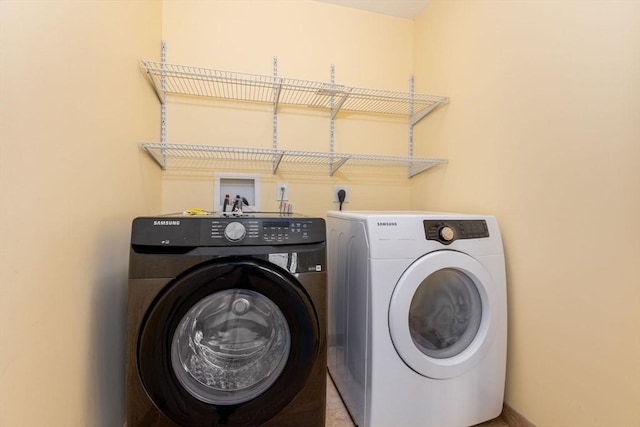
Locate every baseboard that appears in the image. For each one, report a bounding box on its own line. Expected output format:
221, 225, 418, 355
501, 403, 536, 427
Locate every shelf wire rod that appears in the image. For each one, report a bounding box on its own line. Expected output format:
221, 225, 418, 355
176, 66, 190, 95
289, 82, 315, 105
204, 68, 215, 98
236, 72, 245, 100
214, 69, 224, 100
408, 74, 415, 178
246, 73, 255, 97
272, 57, 279, 173
231, 71, 240, 99
260, 76, 271, 101
220, 68, 230, 100
202, 66, 213, 98
228, 69, 237, 100
191, 66, 205, 97
243, 72, 252, 101
329, 64, 338, 175
227, 71, 239, 99
257, 73, 268, 103
245, 72, 257, 101
187, 68, 200, 97
174, 69, 190, 97
285, 80, 305, 105
160, 41, 167, 169
237, 70, 244, 100
194, 66, 209, 98
170, 66, 185, 95
303, 83, 320, 105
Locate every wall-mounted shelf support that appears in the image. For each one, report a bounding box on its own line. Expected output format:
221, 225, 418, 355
141, 143, 447, 178
140, 60, 448, 118
159, 41, 167, 169
408, 74, 415, 164
140, 43, 448, 178
329, 64, 336, 175
271, 153, 284, 174
329, 156, 350, 175
329, 90, 352, 119
410, 102, 442, 126
272, 56, 279, 173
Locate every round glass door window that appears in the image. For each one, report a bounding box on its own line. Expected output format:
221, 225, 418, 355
389, 251, 498, 379
408, 268, 482, 359
171, 289, 291, 405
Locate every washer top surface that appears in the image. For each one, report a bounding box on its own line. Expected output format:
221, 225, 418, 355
168, 212, 314, 219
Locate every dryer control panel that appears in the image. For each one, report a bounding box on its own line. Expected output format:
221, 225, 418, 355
423, 220, 489, 245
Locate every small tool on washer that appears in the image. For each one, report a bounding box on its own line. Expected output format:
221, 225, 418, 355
222, 194, 230, 212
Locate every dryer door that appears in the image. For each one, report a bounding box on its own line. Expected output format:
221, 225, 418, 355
138, 258, 319, 426
389, 250, 498, 379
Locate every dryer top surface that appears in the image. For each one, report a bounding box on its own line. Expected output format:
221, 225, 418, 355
327, 210, 492, 221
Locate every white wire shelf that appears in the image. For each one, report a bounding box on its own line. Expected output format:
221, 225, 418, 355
141, 143, 447, 178
140, 60, 448, 123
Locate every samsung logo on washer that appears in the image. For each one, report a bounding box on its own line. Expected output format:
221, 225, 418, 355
153, 220, 181, 226
377, 222, 398, 226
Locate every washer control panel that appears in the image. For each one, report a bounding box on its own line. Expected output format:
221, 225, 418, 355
131, 216, 325, 247
208, 218, 323, 245
423, 220, 489, 245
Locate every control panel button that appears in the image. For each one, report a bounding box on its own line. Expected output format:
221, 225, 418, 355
439, 226, 455, 242
224, 222, 246, 242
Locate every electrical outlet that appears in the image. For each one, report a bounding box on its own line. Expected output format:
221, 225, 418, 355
277, 182, 288, 201
332, 185, 350, 203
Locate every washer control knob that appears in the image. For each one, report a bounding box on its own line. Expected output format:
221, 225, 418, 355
224, 222, 246, 242
439, 226, 455, 242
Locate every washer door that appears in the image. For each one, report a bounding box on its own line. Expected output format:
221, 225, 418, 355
389, 251, 498, 379
138, 258, 319, 426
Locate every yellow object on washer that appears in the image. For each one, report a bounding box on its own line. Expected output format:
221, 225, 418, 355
183, 208, 212, 216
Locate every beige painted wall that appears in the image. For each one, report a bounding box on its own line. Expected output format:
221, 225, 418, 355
413, 1, 640, 426
159, 0, 418, 216
2, 1, 638, 426
0, 1, 162, 426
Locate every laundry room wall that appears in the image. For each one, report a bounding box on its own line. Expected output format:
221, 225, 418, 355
3, 2, 636, 426
158, 0, 417, 216
0, 1, 162, 426
411, 1, 640, 426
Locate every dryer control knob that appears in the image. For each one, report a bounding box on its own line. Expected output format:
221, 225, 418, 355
439, 226, 455, 242
224, 222, 246, 242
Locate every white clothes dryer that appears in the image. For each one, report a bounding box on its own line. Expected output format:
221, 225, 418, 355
327, 211, 507, 427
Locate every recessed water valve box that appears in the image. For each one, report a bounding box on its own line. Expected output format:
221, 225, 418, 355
214, 173, 261, 213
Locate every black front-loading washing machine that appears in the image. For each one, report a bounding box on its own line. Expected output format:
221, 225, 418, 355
126, 213, 326, 427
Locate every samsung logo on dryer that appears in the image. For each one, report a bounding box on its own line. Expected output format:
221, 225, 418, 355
153, 220, 181, 226
377, 222, 398, 226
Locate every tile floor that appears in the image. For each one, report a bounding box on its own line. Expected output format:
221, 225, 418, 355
325, 373, 509, 427
325, 373, 357, 427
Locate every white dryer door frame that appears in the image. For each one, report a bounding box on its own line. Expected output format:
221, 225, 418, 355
389, 250, 498, 379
